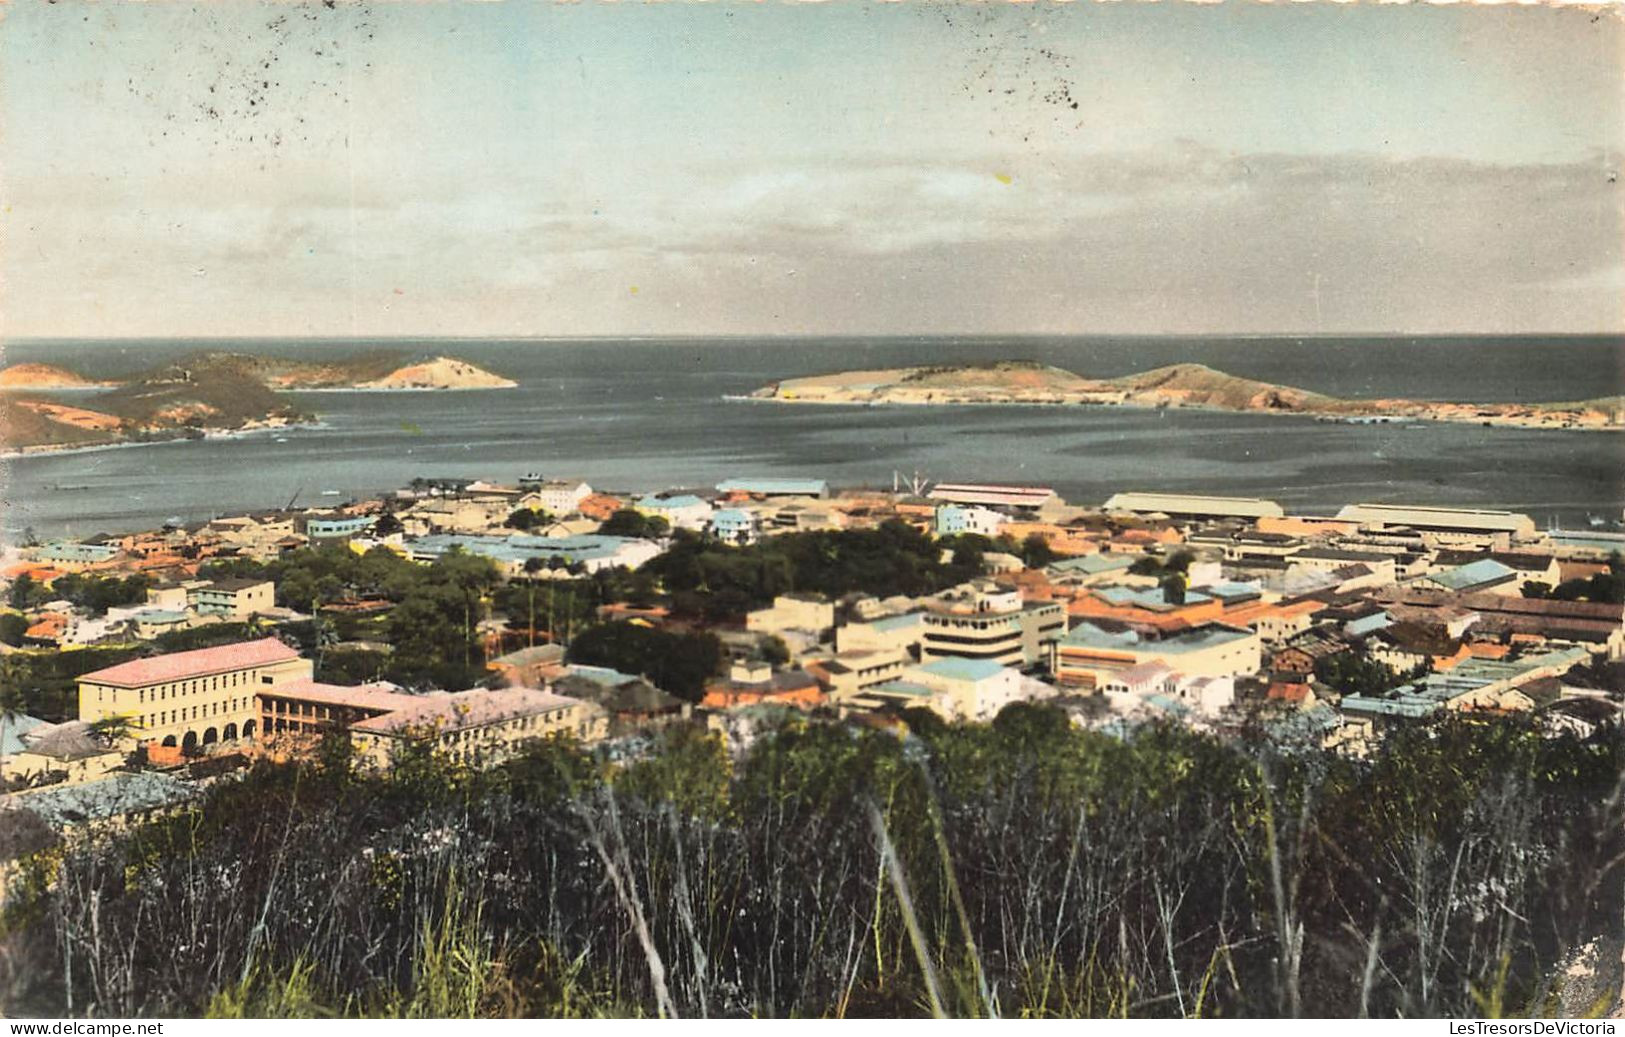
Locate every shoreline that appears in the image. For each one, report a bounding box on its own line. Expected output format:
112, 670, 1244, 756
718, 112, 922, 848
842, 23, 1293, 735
1, 419, 327, 462
727, 392, 1625, 433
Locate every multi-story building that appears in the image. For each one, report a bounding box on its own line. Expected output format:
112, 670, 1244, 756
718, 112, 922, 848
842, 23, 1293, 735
709, 508, 762, 546
934, 504, 1005, 538
78, 638, 310, 752
190, 578, 275, 619
920, 581, 1066, 670
348, 688, 608, 769
1055, 621, 1261, 690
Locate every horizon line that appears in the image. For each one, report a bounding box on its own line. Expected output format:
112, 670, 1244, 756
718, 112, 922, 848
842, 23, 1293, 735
5, 330, 1624, 345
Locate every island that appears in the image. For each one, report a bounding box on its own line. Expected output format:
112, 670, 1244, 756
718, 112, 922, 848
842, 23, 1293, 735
747, 360, 1625, 431
0, 350, 516, 455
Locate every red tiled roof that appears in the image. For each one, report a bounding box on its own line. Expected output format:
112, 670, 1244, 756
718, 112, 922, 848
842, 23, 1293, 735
79, 638, 301, 687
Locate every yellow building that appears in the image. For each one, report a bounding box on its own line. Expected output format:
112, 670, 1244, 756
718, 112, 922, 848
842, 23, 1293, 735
349, 687, 607, 770
77, 638, 310, 753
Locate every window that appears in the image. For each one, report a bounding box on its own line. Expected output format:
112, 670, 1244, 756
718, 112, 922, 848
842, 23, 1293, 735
262, 676, 274, 685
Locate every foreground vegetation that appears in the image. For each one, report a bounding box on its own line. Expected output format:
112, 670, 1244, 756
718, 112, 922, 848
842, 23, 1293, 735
2, 709, 1618, 1018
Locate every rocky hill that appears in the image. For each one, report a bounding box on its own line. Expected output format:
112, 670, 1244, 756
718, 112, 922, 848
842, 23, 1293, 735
0, 363, 113, 391
751, 359, 1622, 431
0, 350, 514, 454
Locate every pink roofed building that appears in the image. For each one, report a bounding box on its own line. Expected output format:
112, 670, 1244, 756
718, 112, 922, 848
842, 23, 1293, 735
78, 638, 310, 754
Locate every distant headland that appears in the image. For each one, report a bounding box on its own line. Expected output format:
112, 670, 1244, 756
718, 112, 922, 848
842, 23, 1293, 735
747, 360, 1625, 432
0, 351, 516, 455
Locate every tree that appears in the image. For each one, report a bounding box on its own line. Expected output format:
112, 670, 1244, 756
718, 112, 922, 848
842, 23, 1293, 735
373, 512, 405, 538
0, 613, 28, 647
599, 509, 670, 540
566, 621, 723, 701
1160, 572, 1187, 605
1019, 533, 1057, 569
8, 574, 38, 611
505, 508, 551, 532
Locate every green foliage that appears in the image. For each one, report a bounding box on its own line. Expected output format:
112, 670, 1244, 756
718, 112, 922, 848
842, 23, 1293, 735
504, 508, 551, 532
42, 573, 151, 615
566, 621, 722, 702
645, 520, 973, 622
1313, 648, 1411, 697
1019, 533, 1058, 569
0, 613, 29, 647
598, 509, 670, 540
0, 645, 143, 722
6, 713, 1619, 1020
8, 575, 46, 611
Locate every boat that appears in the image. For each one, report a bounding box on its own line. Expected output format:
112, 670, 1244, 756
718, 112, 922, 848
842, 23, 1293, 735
522, 471, 544, 482
321, 489, 342, 497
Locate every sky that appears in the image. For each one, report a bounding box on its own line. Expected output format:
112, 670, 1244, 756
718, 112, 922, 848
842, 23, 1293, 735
1, 1, 1621, 340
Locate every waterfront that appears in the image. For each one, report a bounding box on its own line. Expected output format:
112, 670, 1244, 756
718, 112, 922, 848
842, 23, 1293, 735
3, 335, 1622, 540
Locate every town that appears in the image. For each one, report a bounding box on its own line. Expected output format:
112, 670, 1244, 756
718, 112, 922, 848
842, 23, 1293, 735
2, 473, 1620, 838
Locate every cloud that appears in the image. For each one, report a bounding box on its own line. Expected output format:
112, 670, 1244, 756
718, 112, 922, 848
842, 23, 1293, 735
3, 143, 1620, 337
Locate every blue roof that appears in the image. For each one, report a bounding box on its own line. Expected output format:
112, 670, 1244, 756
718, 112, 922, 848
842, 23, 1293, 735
870, 680, 936, 699
1340, 694, 1440, 718
1200, 582, 1263, 603
1048, 554, 1133, 575
868, 612, 924, 632
135, 610, 189, 623
716, 478, 828, 496
711, 509, 755, 524
37, 542, 119, 562
1063, 621, 1254, 654
917, 657, 1008, 682
1344, 611, 1393, 636
1095, 585, 1213, 609
1432, 559, 1517, 591
638, 494, 708, 511
0, 715, 48, 756
567, 664, 643, 687
13, 772, 197, 827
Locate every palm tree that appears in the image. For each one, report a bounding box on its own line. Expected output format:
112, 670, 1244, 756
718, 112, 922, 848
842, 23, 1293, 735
523, 557, 546, 647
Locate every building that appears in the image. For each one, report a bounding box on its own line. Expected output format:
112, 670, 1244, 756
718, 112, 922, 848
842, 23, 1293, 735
920, 581, 1066, 670
836, 611, 925, 657
634, 494, 714, 532
1102, 492, 1285, 522
1289, 548, 1398, 584
190, 578, 275, 619
404, 533, 663, 576
1055, 621, 1261, 690
77, 638, 309, 752
806, 649, 912, 702
746, 594, 836, 640
349, 687, 607, 769
709, 508, 762, 546
716, 477, 830, 499
928, 483, 1058, 512
1372, 588, 1625, 659
1334, 503, 1537, 548
554, 665, 691, 732
257, 680, 426, 741
934, 504, 1006, 538
906, 657, 1026, 721
301, 514, 377, 542
29, 541, 121, 572
522, 480, 594, 515
1412, 559, 1520, 596
701, 663, 825, 710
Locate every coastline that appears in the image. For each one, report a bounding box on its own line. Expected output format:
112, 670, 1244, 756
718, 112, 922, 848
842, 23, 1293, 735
731, 393, 1625, 433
